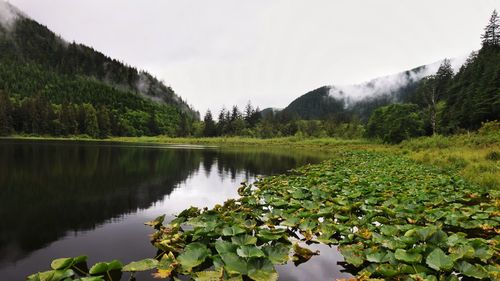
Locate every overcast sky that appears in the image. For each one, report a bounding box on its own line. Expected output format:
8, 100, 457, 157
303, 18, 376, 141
6, 0, 499, 114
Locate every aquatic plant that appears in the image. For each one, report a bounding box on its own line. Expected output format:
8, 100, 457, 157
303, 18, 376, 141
28, 152, 499, 280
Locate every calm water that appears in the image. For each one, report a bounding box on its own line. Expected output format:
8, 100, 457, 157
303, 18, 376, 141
0, 139, 353, 280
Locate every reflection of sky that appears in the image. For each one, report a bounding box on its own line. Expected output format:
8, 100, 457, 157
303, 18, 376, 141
277, 243, 353, 280
1, 162, 253, 280
138, 160, 249, 219
1, 157, 351, 280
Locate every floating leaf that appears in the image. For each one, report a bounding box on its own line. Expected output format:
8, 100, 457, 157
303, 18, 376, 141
425, 248, 453, 271
145, 214, 166, 229
236, 245, 265, 258
220, 252, 248, 275
89, 262, 108, 275
177, 242, 210, 271
51, 258, 74, 270
215, 240, 238, 255
222, 226, 246, 236
339, 244, 364, 267
232, 234, 258, 246
193, 269, 224, 281
247, 258, 278, 281
262, 243, 291, 264
257, 229, 286, 242
122, 258, 158, 272
394, 249, 422, 264
456, 261, 489, 279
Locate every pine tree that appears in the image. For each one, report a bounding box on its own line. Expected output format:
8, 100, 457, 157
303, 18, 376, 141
147, 112, 160, 136
244, 102, 254, 122
59, 102, 78, 135
203, 110, 217, 137
177, 113, 191, 137
0, 91, 12, 136
217, 107, 227, 135
83, 103, 99, 137
97, 105, 111, 138
481, 10, 500, 47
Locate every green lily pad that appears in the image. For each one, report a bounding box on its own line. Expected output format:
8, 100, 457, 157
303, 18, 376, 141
394, 249, 422, 264
262, 243, 291, 264
51, 258, 74, 270
247, 258, 278, 281
257, 229, 286, 242
232, 234, 258, 246
456, 261, 489, 279
178, 242, 211, 271
222, 225, 246, 236
122, 258, 158, 272
220, 252, 248, 275
237, 245, 265, 258
339, 244, 364, 267
425, 248, 453, 271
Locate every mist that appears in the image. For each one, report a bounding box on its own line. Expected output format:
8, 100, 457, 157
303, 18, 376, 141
0, 1, 20, 29
328, 55, 469, 107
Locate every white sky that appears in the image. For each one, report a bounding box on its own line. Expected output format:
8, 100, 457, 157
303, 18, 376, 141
6, 0, 500, 114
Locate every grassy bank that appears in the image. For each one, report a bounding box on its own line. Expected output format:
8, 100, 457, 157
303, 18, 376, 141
3, 130, 499, 189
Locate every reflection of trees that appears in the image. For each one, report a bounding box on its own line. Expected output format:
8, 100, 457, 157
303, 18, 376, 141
0, 141, 203, 264
0, 141, 328, 265
211, 148, 325, 180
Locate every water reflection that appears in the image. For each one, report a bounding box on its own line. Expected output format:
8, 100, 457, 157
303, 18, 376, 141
0, 139, 335, 280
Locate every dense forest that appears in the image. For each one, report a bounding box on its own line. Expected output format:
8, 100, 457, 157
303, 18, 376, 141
0, 5, 198, 137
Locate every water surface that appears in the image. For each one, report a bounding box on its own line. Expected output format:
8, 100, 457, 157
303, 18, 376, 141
0, 139, 353, 280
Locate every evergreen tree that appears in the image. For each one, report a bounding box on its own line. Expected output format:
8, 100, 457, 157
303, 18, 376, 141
203, 110, 217, 137
97, 105, 111, 138
0, 91, 12, 136
244, 102, 254, 123
147, 113, 160, 136
177, 113, 191, 137
59, 102, 78, 135
481, 10, 500, 47
32, 94, 53, 134
217, 107, 227, 135
83, 103, 99, 137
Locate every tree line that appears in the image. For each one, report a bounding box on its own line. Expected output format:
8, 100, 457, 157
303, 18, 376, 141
0, 92, 186, 137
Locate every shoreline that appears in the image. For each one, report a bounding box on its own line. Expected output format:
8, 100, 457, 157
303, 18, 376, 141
1, 133, 498, 189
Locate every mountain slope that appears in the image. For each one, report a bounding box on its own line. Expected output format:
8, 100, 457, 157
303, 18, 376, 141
281, 60, 464, 122
0, 5, 196, 117
0, 1, 201, 137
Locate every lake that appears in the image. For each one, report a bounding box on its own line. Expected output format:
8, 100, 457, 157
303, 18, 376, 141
0, 139, 353, 280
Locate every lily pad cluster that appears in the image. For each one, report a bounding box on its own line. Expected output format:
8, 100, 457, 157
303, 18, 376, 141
146, 152, 499, 280
27, 152, 499, 280
27, 255, 159, 281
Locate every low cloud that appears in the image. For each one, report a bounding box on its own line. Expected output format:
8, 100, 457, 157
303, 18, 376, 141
328, 56, 468, 107
0, 1, 22, 29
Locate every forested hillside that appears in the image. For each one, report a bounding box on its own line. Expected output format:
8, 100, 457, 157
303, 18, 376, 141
0, 2, 198, 137
281, 64, 430, 122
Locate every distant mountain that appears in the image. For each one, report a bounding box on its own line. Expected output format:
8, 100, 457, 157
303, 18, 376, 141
0, 1, 198, 119
281, 59, 465, 122
260, 107, 281, 118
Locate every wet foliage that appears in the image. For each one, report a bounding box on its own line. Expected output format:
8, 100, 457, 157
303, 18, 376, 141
27, 152, 499, 280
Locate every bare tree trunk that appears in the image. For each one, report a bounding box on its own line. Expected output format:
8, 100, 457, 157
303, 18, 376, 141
431, 89, 436, 135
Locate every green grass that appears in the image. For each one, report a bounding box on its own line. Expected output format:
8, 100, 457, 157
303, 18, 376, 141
395, 132, 500, 189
